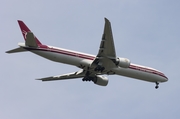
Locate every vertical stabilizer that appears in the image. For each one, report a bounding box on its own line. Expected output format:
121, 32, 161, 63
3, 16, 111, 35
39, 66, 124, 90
17, 20, 42, 45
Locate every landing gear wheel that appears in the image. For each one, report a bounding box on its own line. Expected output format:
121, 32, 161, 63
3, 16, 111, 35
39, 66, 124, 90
155, 85, 159, 89
155, 82, 159, 89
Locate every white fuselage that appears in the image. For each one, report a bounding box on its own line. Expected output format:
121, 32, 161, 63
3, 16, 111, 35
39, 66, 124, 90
24, 45, 168, 83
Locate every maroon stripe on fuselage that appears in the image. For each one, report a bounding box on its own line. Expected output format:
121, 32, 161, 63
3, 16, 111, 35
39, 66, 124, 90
24, 47, 95, 60
129, 65, 167, 79
24, 47, 167, 79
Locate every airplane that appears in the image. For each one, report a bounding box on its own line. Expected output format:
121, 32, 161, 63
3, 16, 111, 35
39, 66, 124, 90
6, 18, 168, 89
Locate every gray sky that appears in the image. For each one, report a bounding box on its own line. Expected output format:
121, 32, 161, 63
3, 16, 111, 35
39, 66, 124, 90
1, 0, 180, 119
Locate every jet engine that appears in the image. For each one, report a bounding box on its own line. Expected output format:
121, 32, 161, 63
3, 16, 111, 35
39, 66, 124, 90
93, 75, 108, 86
114, 57, 131, 68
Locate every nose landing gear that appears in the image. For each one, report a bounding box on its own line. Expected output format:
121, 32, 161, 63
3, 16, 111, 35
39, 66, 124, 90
155, 82, 159, 89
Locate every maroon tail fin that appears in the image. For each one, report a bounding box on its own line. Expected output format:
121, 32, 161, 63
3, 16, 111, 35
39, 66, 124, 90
17, 20, 42, 45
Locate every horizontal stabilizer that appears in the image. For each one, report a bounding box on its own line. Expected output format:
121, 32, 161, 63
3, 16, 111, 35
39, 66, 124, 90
6, 47, 27, 53
25, 32, 38, 47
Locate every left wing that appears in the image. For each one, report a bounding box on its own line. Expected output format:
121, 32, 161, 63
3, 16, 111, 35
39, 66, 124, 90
37, 70, 85, 81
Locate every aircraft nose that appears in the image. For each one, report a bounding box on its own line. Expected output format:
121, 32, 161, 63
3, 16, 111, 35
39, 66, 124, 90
164, 76, 168, 82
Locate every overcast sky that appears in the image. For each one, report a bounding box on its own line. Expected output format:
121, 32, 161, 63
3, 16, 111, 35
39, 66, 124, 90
1, 0, 180, 119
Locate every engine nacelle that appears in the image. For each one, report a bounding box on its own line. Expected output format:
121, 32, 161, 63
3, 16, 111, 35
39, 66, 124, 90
115, 57, 131, 68
93, 75, 108, 86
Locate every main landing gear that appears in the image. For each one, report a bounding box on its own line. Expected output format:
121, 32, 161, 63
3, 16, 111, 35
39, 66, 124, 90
82, 71, 94, 82
155, 82, 159, 89
94, 65, 105, 72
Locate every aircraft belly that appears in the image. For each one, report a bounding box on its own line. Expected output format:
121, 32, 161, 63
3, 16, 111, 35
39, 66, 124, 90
112, 67, 164, 83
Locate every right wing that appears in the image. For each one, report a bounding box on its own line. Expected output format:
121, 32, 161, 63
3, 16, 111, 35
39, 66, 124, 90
97, 18, 116, 59
91, 18, 117, 71
36, 70, 85, 81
